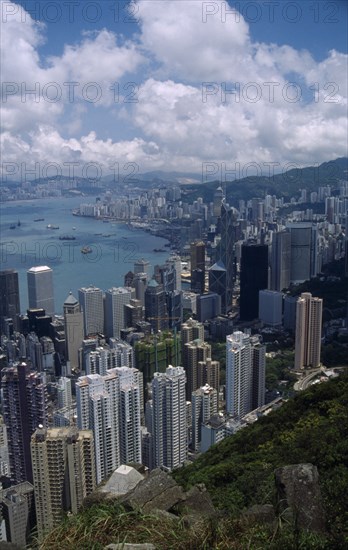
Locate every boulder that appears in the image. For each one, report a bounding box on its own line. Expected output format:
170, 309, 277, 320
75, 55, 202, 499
175, 483, 216, 518
242, 504, 276, 525
120, 469, 185, 513
274, 463, 326, 533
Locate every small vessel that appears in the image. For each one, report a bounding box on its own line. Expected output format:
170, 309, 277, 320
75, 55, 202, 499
81, 246, 92, 254
47, 224, 59, 229
9, 224, 16, 229
34, 218, 44, 222
72, 226, 76, 230
59, 235, 76, 241
17, 219, 21, 226
153, 248, 166, 252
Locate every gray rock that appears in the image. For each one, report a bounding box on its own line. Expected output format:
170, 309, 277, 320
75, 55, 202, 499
175, 483, 216, 518
120, 468, 185, 513
100, 465, 144, 497
149, 508, 180, 522
274, 463, 326, 533
242, 504, 276, 525
105, 544, 156, 550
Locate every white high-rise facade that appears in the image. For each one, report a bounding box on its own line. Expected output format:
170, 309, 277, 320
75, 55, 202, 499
115, 367, 142, 465
152, 366, 187, 471
105, 287, 132, 338
78, 286, 104, 336
294, 292, 323, 369
27, 266, 55, 316
226, 332, 265, 418
76, 372, 120, 484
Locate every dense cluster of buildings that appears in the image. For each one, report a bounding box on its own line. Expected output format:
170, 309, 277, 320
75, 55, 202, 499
0, 177, 347, 545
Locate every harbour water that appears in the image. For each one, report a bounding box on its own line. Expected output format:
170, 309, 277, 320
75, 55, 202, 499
0, 196, 170, 313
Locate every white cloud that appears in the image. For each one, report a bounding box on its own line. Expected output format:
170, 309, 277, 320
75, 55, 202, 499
1, 0, 347, 178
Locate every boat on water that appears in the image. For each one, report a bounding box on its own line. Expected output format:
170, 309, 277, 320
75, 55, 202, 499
153, 248, 166, 252
34, 218, 44, 222
47, 224, 59, 229
72, 226, 76, 230
81, 246, 92, 254
59, 235, 76, 241
9, 224, 16, 229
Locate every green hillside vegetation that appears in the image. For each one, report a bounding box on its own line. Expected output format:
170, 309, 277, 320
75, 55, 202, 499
173, 375, 348, 546
184, 157, 348, 205
39, 376, 348, 549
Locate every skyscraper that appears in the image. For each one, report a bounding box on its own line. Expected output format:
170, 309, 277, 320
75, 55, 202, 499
27, 266, 55, 316
183, 339, 211, 400
151, 366, 187, 471
0, 269, 20, 332
270, 231, 291, 291
215, 202, 237, 313
190, 240, 205, 294
226, 332, 265, 418
78, 286, 104, 336
31, 426, 96, 540
240, 243, 268, 321
294, 292, 323, 369
116, 367, 142, 465
191, 384, 218, 451
2, 362, 48, 484
105, 287, 132, 338
63, 292, 84, 371
208, 261, 227, 312
287, 223, 318, 284
144, 279, 167, 332
76, 371, 120, 484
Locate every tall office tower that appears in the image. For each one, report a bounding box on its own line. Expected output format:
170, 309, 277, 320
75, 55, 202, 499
196, 292, 221, 322
78, 285, 104, 336
2, 362, 48, 483
115, 367, 142, 464
190, 241, 205, 294
226, 332, 265, 418
134, 258, 150, 278
183, 339, 211, 400
151, 366, 187, 471
167, 254, 182, 291
240, 243, 268, 321
287, 223, 318, 284
63, 292, 84, 371
208, 261, 227, 312
191, 384, 218, 451
0, 482, 35, 547
31, 426, 96, 540
57, 376, 72, 409
294, 292, 323, 369
144, 279, 167, 332
215, 202, 237, 313
76, 371, 120, 484
133, 272, 147, 306
197, 357, 220, 393
271, 231, 291, 291
105, 287, 132, 338
213, 186, 224, 218
259, 289, 283, 327
0, 270, 20, 332
27, 266, 55, 316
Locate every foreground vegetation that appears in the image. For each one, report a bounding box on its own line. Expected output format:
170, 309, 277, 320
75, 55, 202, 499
39, 375, 348, 549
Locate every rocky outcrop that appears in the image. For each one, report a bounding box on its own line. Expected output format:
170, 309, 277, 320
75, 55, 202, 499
120, 468, 186, 513
274, 463, 326, 533
242, 504, 276, 526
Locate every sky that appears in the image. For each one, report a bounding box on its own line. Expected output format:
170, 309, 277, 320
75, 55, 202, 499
1, 0, 347, 182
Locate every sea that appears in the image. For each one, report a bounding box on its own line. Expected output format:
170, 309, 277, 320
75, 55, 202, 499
0, 196, 170, 314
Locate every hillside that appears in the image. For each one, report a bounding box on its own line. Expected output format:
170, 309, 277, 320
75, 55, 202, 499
183, 157, 348, 205
39, 375, 348, 549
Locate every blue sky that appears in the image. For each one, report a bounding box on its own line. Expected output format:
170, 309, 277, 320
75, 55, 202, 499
1, 0, 347, 180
